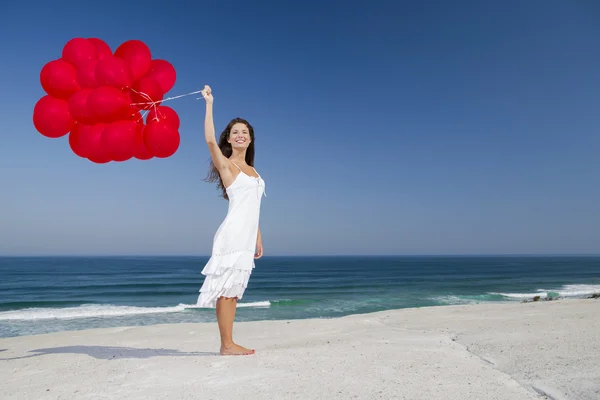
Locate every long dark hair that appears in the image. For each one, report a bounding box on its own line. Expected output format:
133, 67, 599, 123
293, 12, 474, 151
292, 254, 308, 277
205, 117, 255, 200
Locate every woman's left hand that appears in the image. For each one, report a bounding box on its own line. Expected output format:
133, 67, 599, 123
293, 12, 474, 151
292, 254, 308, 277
254, 242, 263, 259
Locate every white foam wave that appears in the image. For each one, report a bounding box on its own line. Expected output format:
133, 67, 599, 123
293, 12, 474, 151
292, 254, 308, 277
489, 292, 549, 299
430, 295, 486, 305
490, 284, 600, 300
0, 301, 271, 321
543, 284, 600, 297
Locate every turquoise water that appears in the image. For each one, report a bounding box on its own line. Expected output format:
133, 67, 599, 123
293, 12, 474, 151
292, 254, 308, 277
1, 255, 598, 337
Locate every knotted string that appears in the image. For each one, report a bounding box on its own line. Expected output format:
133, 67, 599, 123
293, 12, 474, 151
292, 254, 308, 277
126, 87, 156, 122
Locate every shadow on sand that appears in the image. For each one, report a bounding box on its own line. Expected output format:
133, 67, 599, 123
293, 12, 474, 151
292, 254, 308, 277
0, 345, 219, 361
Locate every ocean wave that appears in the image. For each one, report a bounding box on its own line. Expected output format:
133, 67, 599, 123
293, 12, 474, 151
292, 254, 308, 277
490, 284, 600, 300
0, 301, 271, 321
270, 299, 315, 306
489, 292, 550, 299
431, 283, 600, 305
431, 294, 505, 305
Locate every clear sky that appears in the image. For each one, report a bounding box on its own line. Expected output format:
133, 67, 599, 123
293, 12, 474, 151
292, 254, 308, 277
0, 1, 599, 256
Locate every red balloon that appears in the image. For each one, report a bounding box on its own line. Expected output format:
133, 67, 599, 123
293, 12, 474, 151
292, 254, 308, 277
40, 59, 80, 100
72, 123, 104, 160
147, 106, 180, 129
84, 124, 112, 164
88, 38, 112, 60
145, 59, 176, 93
102, 120, 137, 162
114, 40, 152, 81
95, 56, 134, 89
69, 123, 88, 158
144, 120, 180, 158
130, 77, 164, 110
68, 88, 96, 125
76, 59, 99, 88
33, 95, 74, 138
62, 38, 97, 69
87, 86, 131, 123
133, 121, 153, 160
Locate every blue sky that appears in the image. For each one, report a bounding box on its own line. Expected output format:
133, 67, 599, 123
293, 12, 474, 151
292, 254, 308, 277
0, 1, 598, 256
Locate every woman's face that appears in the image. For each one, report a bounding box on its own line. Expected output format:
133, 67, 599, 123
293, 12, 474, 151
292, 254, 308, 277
228, 123, 251, 149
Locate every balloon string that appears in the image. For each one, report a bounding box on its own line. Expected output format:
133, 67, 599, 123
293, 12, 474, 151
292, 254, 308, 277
128, 88, 204, 107
126, 87, 205, 123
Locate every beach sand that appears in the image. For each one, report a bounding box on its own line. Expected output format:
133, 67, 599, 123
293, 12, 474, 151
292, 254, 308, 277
1, 298, 598, 400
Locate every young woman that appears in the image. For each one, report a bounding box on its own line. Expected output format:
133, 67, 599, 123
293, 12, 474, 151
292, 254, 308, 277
196, 85, 266, 356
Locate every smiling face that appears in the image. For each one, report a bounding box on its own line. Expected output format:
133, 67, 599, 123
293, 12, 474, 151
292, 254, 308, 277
227, 122, 252, 149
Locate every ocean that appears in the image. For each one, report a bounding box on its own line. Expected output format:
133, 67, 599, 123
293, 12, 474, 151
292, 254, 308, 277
1, 256, 598, 338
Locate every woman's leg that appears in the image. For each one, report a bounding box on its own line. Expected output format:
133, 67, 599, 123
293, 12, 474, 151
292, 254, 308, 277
216, 296, 255, 355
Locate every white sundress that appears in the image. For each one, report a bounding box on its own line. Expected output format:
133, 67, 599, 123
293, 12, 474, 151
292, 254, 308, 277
197, 161, 266, 307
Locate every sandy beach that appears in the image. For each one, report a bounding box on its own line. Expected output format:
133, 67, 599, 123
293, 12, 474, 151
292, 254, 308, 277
1, 298, 598, 400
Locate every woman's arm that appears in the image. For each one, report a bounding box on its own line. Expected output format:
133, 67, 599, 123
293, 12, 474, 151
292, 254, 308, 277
255, 226, 263, 259
202, 86, 229, 174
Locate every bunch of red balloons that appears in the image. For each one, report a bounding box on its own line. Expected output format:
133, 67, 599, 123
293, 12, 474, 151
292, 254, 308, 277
33, 38, 181, 163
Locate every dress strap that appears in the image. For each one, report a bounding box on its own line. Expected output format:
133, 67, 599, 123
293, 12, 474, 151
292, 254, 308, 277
229, 160, 242, 172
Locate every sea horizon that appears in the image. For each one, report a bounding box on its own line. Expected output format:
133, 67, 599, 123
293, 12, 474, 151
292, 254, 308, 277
2, 253, 599, 257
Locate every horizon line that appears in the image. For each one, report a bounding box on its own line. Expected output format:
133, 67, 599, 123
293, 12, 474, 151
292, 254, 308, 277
1, 253, 599, 258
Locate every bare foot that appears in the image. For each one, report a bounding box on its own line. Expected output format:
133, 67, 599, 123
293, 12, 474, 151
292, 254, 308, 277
220, 342, 255, 356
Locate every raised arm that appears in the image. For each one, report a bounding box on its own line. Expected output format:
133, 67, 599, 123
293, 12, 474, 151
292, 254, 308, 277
202, 85, 229, 174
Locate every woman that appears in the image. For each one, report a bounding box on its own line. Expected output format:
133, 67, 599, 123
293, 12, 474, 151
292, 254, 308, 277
196, 85, 266, 356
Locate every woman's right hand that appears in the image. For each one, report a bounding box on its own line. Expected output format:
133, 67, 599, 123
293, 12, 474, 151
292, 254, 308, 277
201, 85, 213, 104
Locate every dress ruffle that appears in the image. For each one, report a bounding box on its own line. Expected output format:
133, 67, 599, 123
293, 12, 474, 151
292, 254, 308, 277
196, 249, 255, 308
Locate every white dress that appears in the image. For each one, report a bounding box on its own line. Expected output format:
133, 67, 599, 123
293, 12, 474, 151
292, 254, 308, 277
197, 161, 266, 307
